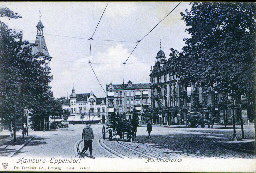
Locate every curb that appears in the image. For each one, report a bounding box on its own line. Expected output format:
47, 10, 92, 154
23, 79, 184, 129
9, 136, 35, 157
98, 139, 125, 159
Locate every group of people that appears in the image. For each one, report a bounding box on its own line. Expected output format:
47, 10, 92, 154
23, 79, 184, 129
79, 121, 153, 158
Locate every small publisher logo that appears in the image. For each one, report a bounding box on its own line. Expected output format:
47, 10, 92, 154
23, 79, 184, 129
2, 162, 8, 169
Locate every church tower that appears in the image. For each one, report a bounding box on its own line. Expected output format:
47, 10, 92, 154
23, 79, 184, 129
34, 20, 50, 57
70, 87, 77, 114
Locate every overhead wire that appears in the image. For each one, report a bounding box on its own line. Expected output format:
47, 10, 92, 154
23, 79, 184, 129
89, 3, 108, 40
89, 61, 106, 93
44, 33, 136, 43
88, 3, 108, 94
123, 2, 182, 64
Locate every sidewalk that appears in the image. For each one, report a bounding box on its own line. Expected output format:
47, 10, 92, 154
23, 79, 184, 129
0, 130, 34, 157
135, 125, 255, 158
163, 124, 255, 153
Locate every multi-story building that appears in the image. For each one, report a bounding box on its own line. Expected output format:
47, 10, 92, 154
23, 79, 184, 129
150, 49, 184, 125
150, 48, 251, 126
62, 88, 107, 124
106, 81, 151, 124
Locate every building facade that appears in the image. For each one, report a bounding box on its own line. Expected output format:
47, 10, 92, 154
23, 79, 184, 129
106, 80, 151, 124
150, 48, 252, 126
62, 88, 107, 123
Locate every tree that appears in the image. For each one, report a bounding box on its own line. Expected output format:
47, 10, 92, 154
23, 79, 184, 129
181, 2, 255, 138
0, 7, 55, 134
0, 8, 24, 141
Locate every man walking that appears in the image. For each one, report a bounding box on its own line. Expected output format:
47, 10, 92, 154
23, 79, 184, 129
81, 124, 94, 158
147, 121, 152, 138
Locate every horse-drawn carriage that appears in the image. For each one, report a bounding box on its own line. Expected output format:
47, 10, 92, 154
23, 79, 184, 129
102, 113, 138, 141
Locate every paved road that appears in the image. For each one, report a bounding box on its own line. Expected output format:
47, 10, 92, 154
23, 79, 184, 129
15, 124, 116, 158
15, 124, 176, 159
13, 124, 255, 159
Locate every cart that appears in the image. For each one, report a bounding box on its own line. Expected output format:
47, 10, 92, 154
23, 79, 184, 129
102, 120, 134, 141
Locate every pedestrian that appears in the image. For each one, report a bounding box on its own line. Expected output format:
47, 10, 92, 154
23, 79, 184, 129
147, 121, 152, 138
22, 124, 28, 138
81, 124, 94, 158
102, 125, 106, 139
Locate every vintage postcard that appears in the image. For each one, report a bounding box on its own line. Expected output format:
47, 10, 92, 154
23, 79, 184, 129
0, 1, 255, 172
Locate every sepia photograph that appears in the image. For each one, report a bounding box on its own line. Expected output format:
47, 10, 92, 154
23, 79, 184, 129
0, 1, 255, 172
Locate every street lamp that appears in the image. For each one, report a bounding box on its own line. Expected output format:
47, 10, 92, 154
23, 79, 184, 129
232, 98, 237, 141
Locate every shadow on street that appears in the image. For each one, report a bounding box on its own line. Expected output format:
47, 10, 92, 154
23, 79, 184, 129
135, 131, 255, 158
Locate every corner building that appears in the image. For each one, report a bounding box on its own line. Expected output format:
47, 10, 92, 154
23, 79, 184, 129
106, 81, 151, 124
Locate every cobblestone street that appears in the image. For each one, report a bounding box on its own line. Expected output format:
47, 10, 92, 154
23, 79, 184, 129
1, 124, 254, 159
135, 125, 255, 159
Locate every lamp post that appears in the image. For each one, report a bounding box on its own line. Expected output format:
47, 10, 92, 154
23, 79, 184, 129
232, 98, 237, 141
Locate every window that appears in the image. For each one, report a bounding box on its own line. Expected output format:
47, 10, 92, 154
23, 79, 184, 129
97, 108, 100, 112
135, 91, 141, 96
108, 92, 114, 96
142, 90, 149, 95
102, 107, 105, 112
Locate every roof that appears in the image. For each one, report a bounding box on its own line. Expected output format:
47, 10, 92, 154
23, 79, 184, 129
76, 93, 91, 102
33, 35, 50, 57
36, 20, 44, 29
156, 50, 165, 58
107, 82, 150, 90
32, 20, 50, 57
96, 98, 106, 105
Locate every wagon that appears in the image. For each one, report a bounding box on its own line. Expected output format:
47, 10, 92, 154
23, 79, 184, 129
102, 120, 134, 141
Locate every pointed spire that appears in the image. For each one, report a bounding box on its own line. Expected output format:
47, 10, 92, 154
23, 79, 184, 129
160, 39, 162, 50
39, 10, 42, 21
72, 83, 75, 91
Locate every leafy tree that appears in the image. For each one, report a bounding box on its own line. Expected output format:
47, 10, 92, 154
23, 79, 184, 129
181, 2, 255, 137
0, 7, 55, 134
0, 9, 24, 141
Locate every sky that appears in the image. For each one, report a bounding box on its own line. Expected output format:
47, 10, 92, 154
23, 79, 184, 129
1, 2, 191, 98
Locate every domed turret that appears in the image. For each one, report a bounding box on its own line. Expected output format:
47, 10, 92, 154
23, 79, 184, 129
156, 40, 166, 62
156, 49, 166, 63
157, 50, 165, 58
